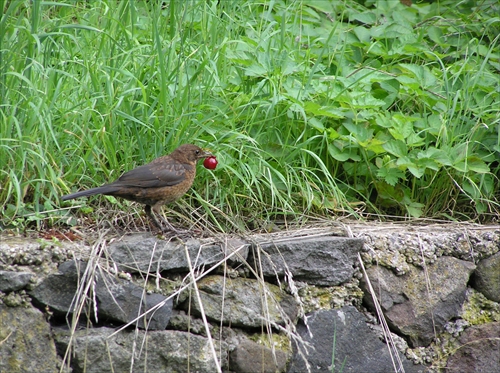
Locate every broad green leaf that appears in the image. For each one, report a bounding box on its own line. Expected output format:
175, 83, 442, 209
427, 26, 446, 46
407, 164, 425, 178
377, 166, 404, 186
380, 79, 400, 93
426, 114, 444, 136
306, 1, 336, 14
308, 117, 325, 132
383, 140, 408, 158
371, 22, 413, 39
418, 147, 452, 166
351, 12, 377, 25
406, 132, 425, 147
395, 156, 425, 178
327, 128, 340, 140
351, 93, 386, 108
371, 79, 399, 108
452, 161, 467, 173
399, 63, 437, 89
353, 26, 371, 43
328, 144, 350, 162
416, 157, 440, 172
304, 102, 345, 118
462, 178, 481, 198
389, 114, 417, 140
466, 157, 490, 174
328, 143, 361, 162
375, 114, 393, 128
342, 121, 373, 143
406, 202, 424, 218
365, 138, 386, 154
245, 63, 267, 77
396, 75, 420, 90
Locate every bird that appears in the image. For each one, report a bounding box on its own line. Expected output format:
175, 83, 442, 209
61, 144, 213, 234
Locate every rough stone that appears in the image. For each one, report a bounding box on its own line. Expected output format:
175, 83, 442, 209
0, 235, 80, 273
1, 225, 499, 373
95, 277, 172, 329
184, 275, 299, 328
357, 224, 500, 267
446, 322, 500, 373
461, 288, 500, 325
229, 339, 289, 373
298, 279, 364, 313
29, 261, 82, 315
0, 270, 33, 292
54, 326, 226, 373
472, 251, 500, 302
168, 309, 214, 336
288, 306, 424, 373
30, 260, 173, 330
0, 304, 60, 373
360, 256, 476, 347
108, 233, 249, 273
250, 236, 364, 286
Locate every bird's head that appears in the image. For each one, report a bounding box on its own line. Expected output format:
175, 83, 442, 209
172, 144, 213, 163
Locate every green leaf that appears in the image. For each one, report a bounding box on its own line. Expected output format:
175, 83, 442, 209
416, 157, 440, 172
306, 0, 335, 13
462, 178, 481, 199
427, 26, 446, 46
328, 143, 361, 162
396, 156, 425, 178
365, 138, 386, 154
245, 63, 267, 77
389, 114, 417, 141
351, 12, 377, 25
380, 78, 400, 94
452, 161, 467, 173
407, 165, 425, 178
371, 23, 411, 39
375, 114, 393, 129
418, 147, 452, 167
396, 75, 420, 90
406, 202, 424, 218
308, 117, 325, 132
383, 140, 407, 158
351, 93, 387, 108
353, 26, 371, 43
304, 102, 346, 118
327, 128, 340, 140
377, 166, 404, 186
398, 63, 437, 89
328, 144, 350, 162
466, 157, 490, 174
342, 121, 372, 143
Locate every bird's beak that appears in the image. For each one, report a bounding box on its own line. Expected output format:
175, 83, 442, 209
199, 149, 213, 158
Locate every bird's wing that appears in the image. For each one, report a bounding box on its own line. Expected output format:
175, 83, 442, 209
114, 161, 190, 188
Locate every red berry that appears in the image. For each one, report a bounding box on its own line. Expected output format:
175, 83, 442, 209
203, 156, 218, 170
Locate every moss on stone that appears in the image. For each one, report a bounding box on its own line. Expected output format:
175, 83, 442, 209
461, 288, 500, 325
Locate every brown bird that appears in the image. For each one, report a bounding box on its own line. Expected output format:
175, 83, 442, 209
61, 144, 213, 233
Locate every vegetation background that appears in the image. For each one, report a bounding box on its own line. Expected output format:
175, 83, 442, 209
1, 0, 499, 233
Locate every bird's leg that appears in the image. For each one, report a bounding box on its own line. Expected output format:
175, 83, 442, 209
146, 205, 190, 236
157, 212, 181, 233
144, 205, 163, 231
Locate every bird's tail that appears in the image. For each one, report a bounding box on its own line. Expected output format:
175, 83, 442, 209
61, 185, 117, 201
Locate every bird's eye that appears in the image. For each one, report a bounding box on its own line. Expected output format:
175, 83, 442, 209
195, 150, 200, 155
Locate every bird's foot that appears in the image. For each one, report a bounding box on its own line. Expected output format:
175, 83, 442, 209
145, 208, 203, 240
167, 229, 191, 240
152, 227, 192, 241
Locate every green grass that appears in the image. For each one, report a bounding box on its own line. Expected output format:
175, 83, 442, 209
1, 0, 499, 232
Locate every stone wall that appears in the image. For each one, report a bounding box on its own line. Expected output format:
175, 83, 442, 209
1, 223, 499, 373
